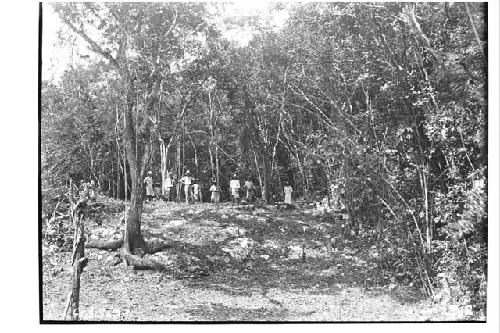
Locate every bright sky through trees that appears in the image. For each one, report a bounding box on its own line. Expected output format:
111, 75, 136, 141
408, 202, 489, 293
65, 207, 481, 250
42, 1, 290, 82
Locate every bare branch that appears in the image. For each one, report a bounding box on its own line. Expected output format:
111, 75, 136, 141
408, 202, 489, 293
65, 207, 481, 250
55, 9, 120, 69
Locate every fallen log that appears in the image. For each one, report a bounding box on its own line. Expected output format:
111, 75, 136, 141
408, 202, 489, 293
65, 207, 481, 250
86, 238, 170, 254
86, 239, 124, 250
120, 248, 167, 271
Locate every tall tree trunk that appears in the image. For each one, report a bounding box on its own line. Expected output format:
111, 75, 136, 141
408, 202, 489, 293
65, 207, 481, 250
123, 151, 128, 201
193, 141, 199, 175
208, 140, 214, 179
176, 140, 181, 200
111, 164, 116, 198
116, 159, 120, 199
160, 138, 167, 195
122, 121, 128, 201
261, 153, 271, 202
123, 174, 145, 252
215, 145, 220, 186
122, 88, 146, 252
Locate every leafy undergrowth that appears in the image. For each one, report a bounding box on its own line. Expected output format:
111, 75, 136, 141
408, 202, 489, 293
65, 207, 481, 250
42, 200, 478, 321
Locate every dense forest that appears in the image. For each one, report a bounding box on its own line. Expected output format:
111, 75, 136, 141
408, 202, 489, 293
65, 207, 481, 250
41, 2, 488, 320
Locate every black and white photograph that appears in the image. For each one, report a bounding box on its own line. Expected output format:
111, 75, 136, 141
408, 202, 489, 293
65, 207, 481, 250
36, 1, 495, 324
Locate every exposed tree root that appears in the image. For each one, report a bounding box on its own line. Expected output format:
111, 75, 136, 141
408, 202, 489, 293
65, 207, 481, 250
87, 238, 170, 254
144, 242, 171, 254
87, 237, 174, 271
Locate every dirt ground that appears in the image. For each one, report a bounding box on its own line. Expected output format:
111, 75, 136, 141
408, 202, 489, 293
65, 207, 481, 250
41, 200, 478, 322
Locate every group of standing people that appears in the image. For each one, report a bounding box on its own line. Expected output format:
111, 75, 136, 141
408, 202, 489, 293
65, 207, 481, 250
228, 174, 293, 206
78, 179, 97, 200
228, 174, 256, 206
144, 169, 294, 205
179, 170, 203, 204
144, 169, 207, 204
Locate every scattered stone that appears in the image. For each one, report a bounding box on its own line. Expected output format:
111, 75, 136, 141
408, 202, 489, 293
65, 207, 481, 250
221, 237, 255, 260
235, 214, 252, 221
168, 219, 187, 227
260, 254, 270, 260
262, 239, 280, 249
352, 257, 366, 266
286, 245, 303, 260
320, 266, 339, 277
201, 219, 220, 227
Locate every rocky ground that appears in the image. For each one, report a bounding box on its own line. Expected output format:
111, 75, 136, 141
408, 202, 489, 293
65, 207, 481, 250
42, 200, 479, 321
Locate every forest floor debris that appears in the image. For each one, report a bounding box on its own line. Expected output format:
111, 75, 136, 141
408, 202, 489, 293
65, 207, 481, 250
42, 201, 479, 321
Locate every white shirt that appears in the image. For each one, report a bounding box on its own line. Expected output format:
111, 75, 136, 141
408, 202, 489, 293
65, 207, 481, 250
181, 175, 193, 185
230, 179, 240, 189
164, 177, 174, 187
144, 176, 153, 186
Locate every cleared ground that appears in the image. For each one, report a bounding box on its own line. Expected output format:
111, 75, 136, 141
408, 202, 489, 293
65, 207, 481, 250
42, 201, 472, 321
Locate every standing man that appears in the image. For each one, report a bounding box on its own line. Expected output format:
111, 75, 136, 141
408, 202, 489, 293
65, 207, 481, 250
192, 179, 201, 203
89, 180, 97, 200
210, 181, 220, 204
180, 170, 194, 204
144, 171, 154, 202
244, 177, 255, 203
284, 181, 293, 205
164, 170, 175, 202
79, 180, 89, 200
229, 173, 241, 206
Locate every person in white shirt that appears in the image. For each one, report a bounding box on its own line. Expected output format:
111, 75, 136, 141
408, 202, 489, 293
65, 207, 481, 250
244, 178, 255, 202
144, 171, 154, 202
209, 181, 220, 203
180, 170, 194, 204
192, 179, 201, 202
163, 170, 175, 202
229, 173, 241, 206
89, 180, 97, 200
284, 182, 293, 205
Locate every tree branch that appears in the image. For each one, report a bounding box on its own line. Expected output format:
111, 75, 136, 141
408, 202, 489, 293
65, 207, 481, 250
55, 9, 120, 69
